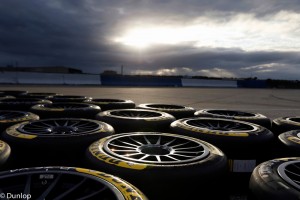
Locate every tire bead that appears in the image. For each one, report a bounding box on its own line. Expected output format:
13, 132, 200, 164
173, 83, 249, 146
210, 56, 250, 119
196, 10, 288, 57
137, 103, 195, 119
249, 158, 300, 200
195, 109, 271, 128
0, 166, 148, 200
96, 109, 176, 133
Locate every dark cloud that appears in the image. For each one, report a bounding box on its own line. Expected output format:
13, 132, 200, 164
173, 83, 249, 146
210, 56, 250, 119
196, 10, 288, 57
0, 0, 299, 79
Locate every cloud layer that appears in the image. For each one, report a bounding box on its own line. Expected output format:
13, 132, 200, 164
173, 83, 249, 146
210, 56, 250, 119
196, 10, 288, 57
0, 0, 299, 80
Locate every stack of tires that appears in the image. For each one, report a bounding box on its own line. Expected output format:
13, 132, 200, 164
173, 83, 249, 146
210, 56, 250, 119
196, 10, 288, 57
271, 117, 300, 157
0, 91, 148, 200
1, 90, 299, 199
87, 104, 228, 199
168, 109, 274, 197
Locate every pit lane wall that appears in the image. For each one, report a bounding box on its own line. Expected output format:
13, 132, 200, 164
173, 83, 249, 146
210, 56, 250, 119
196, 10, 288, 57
0, 72, 101, 85
0, 72, 268, 88
181, 78, 237, 88
100, 75, 182, 87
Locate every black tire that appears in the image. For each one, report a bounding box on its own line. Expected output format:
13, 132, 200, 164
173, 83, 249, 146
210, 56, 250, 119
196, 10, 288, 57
170, 117, 274, 195
96, 109, 176, 133
86, 132, 228, 200
0, 140, 10, 168
0, 110, 39, 132
0, 98, 52, 111
278, 130, 300, 156
19, 92, 62, 99
0, 90, 28, 97
249, 157, 300, 200
0, 94, 15, 100
31, 103, 101, 119
273, 117, 300, 135
194, 109, 271, 128
84, 99, 135, 111
137, 103, 195, 119
0, 166, 148, 200
171, 117, 274, 154
48, 95, 92, 103
1, 118, 114, 167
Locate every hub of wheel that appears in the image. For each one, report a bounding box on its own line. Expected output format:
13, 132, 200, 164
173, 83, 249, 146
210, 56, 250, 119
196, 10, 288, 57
139, 145, 171, 155
48, 126, 78, 134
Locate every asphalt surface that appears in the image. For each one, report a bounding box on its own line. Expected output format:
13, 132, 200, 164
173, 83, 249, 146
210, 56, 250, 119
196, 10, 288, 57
1, 85, 300, 119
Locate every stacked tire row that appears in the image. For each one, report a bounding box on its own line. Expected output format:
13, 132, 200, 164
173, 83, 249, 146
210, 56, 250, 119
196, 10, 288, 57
0, 90, 300, 199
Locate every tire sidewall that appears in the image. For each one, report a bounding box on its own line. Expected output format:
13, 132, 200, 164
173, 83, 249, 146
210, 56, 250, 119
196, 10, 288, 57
250, 158, 300, 199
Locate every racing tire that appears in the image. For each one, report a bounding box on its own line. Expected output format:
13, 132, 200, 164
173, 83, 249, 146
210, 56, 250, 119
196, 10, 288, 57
1, 118, 114, 168
84, 99, 135, 111
278, 130, 300, 157
0, 94, 15, 101
170, 117, 274, 155
194, 109, 271, 128
47, 95, 92, 103
0, 110, 39, 132
0, 140, 10, 168
0, 166, 148, 200
249, 157, 300, 200
137, 103, 195, 119
86, 132, 228, 200
0, 90, 28, 97
0, 98, 52, 111
170, 117, 275, 196
96, 109, 176, 133
272, 117, 300, 135
30, 103, 101, 119
19, 92, 61, 99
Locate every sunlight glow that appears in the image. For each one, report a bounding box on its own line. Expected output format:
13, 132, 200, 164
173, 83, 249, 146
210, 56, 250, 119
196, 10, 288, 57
114, 25, 223, 48
114, 27, 195, 48
114, 11, 300, 51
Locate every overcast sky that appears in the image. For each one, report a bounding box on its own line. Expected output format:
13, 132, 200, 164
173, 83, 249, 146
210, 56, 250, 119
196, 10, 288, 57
1, 0, 300, 80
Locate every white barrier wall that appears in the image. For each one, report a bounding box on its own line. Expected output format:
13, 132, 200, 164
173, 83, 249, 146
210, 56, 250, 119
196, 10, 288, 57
181, 78, 237, 88
0, 72, 101, 85
0, 72, 18, 84
18, 72, 64, 84
0, 72, 237, 87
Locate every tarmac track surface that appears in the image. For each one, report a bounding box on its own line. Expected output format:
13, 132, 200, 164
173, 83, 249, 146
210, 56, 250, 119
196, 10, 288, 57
1, 85, 300, 119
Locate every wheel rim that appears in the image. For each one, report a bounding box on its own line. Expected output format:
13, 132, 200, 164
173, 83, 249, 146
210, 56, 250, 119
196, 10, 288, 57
1, 90, 28, 95
104, 133, 210, 164
1, 98, 44, 103
0, 111, 29, 120
23, 93, 59, 98
42, 103, 92, 109
185, 118, 257, 132
110, 110, 162, 118
278, 160, 300, 191
93, 99, 125, 103
0, 168, 124, 200
17, 119, 103, 136
52, 95, 88, 99
145, 104, 185, 109
206, 110, 255, 117
287, 117, 300, 123
28, 93, 58, 96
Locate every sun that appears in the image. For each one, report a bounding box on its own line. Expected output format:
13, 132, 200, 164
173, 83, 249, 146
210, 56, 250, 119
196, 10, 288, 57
114, 26, 196, 49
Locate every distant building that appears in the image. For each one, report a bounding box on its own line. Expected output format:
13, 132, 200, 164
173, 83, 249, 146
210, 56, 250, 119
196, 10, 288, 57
101, 70, 118, 75
0, 66, 82, 74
